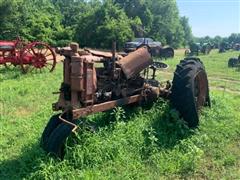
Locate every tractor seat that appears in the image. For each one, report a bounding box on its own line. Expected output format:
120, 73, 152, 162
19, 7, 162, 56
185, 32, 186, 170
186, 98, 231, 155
0, 41, 15, 51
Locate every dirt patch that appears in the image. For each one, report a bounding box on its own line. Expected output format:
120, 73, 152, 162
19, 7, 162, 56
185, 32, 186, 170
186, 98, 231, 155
209, 77, 240, 84
15, 107, 32, 117
56, 54, 64, 63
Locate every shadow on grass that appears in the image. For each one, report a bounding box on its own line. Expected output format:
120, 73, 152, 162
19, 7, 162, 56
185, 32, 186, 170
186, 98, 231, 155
0, 103, 193, 179
70, 102, 193, 157
0, 66, 51, 82
76, 104, 142, 132
141, 103, 194, 158
0, 67, 22, 81
0, 142, 46, 180
236, 66, 240, 72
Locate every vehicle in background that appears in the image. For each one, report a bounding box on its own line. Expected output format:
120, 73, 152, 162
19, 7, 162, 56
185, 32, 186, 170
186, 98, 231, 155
185, 42, 212, 56
124, 38, 174, 59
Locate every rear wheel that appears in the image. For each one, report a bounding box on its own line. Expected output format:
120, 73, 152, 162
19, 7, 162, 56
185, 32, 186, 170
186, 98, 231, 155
228, 58, 239, 67
170, 58, 210, 128
164, 47, 174, 58
20, 42, 56, 73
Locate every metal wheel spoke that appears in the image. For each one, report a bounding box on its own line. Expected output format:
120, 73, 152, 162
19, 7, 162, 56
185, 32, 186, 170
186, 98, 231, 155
45, 53, 53, 57
40, 48, 44, 54
43, 49, 49, 56
25, 48, 35, 56
31, 48, 37, 55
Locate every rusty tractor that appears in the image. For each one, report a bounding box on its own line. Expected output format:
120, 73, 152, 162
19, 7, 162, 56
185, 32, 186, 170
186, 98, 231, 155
185, 43, 212, 56
0, 37, 56, 73
41, 42, 211, 158
228, 54, 240, 68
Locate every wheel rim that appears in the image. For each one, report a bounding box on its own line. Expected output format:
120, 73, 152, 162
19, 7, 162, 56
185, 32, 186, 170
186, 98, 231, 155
20, 42, 56, 73
194, 71, 208, 109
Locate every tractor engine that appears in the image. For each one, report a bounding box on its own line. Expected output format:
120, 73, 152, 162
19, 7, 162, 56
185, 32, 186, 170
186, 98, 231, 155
53, 43, 165, 120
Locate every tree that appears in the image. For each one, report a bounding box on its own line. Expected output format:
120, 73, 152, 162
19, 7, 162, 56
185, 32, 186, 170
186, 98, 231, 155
147, 0, 185, 47
0, 0, 193, 48
75, 0, 134, 49
0, 0, 22, 40
228, 33, 240, 44
113, 0, 153, 36
180, 16, 193, 47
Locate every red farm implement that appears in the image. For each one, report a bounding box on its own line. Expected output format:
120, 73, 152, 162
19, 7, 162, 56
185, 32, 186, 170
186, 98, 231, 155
0, 37, 56, 73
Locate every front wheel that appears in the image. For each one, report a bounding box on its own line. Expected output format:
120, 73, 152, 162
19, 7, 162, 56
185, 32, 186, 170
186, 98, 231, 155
45, 123, 74, 158
40, 114, 62, 150
170, 57, 210, 128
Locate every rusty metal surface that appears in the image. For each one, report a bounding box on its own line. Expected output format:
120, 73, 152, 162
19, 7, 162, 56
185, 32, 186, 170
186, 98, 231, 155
81, 55, 102, 62
85, 48, 123, 59
53, 43, 165, 120
72, 94, 142, 119
85, 49, 112, 58
117, 47, 152, 79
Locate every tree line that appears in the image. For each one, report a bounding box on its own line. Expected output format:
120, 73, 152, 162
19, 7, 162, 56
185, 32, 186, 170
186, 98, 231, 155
0, 0, 239, 49
194, 34, 240, 48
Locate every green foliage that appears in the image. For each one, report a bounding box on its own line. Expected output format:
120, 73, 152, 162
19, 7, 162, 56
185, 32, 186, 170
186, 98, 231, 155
194, 33, 240, 48
75, 0, 134, 49
0, 0, 22, 40
1, 0, 238, 48
0, 0, 72, 46
180, 16, 193, 47
0, 0, 196, 48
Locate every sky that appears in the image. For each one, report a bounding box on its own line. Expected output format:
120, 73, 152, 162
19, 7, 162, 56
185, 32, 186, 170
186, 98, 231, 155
177, 0, 240, 37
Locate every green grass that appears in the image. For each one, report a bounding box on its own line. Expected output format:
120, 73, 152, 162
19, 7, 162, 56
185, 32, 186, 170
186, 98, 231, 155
0, 50, 240, 179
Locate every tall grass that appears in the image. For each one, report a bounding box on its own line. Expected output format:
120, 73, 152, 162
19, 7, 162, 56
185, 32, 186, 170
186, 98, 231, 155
0, 50, 240, 179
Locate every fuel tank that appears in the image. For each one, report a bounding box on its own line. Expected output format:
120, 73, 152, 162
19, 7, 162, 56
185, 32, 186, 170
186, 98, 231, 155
117, 47, 152, 79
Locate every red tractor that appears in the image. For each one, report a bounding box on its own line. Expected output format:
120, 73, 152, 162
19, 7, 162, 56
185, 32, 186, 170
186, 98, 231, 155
0, 37, 56, 73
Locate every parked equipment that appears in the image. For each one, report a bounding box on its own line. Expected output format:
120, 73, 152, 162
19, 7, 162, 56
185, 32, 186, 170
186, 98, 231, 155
124, 38, 174, 59
185, 43, 212, 56
41, 42, 210, 158
0, 37, 56, 73
228, 55, 240, 68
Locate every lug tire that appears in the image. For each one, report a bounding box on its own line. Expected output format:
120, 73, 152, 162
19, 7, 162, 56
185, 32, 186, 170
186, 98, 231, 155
228, 58, 239, 67
164, 47, 174, 58
170, 57, 210, 128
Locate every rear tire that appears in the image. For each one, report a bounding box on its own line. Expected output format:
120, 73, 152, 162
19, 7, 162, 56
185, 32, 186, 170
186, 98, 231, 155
165, 47, 174, 58
170, 57, 210, 128
161, 47, 174, 59
228, 58, 239, 67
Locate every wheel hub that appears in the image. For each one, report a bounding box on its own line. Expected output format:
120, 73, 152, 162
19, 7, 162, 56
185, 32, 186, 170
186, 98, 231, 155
194, 71, 208, 109
32, 53, 47, 68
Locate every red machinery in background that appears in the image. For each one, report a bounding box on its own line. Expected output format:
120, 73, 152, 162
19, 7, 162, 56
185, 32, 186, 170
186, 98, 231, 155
0, 37, 56, 73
